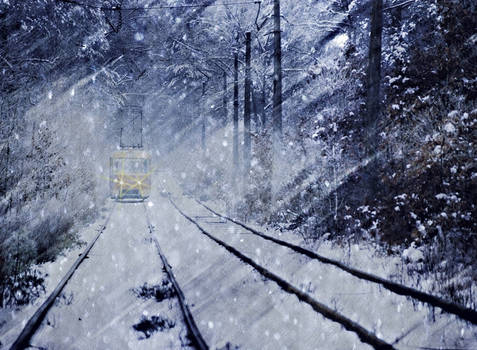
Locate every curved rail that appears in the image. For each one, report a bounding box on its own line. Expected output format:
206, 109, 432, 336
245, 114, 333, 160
143, 203, 208, 350
170, 198, 395, 350
197, 200, 477, 325
9, 203, 116, 350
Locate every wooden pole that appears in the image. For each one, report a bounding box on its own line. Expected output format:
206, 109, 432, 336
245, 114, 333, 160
201, 81, 206, 151
243, 32, 252, 178
223, 71, 228, 127
272, 0, 283, 141
233, 53, 239, 174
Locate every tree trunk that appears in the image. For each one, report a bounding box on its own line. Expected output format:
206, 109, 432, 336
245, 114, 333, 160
261, 81, 266, 128
332, 145, 338, 223
223, 71, 228, 127
365, 0, 383, 193
233, 53, 239, 178
272, 0, 283, 141
243, 32, 252, 178
201, 81, 206, 152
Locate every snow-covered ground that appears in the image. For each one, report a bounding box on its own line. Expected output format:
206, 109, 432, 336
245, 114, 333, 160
162, 189, 476, 348
148, 181, 371, 349
0, 201, 187, 349
1, 171, 476, 349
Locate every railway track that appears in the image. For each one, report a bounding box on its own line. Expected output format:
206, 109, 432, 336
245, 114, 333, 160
195, 200, 477, 326
8, 202, 209, 350
169, 197, 397, 350
7, 193, 475, 350
142, 203, 208, 350
9, 203, 117, 350
167, 195, 477, 349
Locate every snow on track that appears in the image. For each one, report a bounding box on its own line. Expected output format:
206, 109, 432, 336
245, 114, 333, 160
152, 171, 476, 350
170, 198, 396, 350
183, 197, 477, 349
143, 203, 208, 350
197, 200, 477, 325
2, 201, 190, 350
148, 175, 379, 349
2, 171, 476, 350
9, 203, 116, 350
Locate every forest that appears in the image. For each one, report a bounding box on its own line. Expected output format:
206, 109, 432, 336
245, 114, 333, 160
0, 0, 475, 340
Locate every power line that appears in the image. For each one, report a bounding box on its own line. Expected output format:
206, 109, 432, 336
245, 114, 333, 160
57, 0, 261, 11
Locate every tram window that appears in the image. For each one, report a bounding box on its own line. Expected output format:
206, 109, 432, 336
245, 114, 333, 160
126, 159, 147, 172
113, 158, 148, 173
131, 159, 147, 172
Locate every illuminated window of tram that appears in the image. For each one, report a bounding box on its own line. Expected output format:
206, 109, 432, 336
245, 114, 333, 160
113, 159, 148, 173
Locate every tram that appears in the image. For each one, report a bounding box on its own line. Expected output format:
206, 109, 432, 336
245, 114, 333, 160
110, 148, 151, 200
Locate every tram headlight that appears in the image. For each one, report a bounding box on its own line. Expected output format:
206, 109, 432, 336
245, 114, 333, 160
137, 181, 142, 185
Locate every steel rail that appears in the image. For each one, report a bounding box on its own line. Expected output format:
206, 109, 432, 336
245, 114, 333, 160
196, 200, 477, 325
143, 204, 209, 350
9, 203, 117, 350
170, 198, 395, 350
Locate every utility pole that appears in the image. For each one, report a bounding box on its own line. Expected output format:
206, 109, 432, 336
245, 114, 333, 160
201, 81, 206, 152
272, 0, 283, 142
233, 53, 239, 177
223, 71, 228, 127
365, 0, 383, 192
139, 110, 143, 148
252, 86, 266, 130
243, 32, 252, 178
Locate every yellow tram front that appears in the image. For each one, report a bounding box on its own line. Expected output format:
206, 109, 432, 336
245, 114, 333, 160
110, 149, 151, 200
